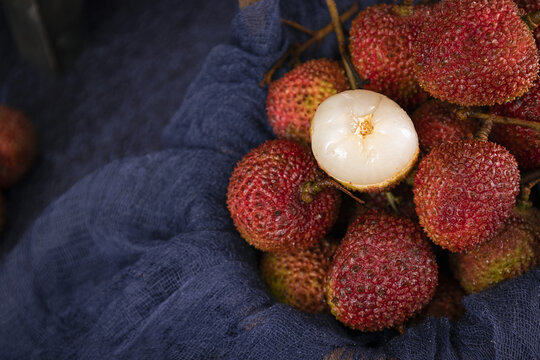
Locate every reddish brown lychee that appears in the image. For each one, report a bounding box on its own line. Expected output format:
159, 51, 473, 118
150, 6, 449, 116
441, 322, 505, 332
411, 100, 477, 155
414, 140, 520, 252
0, 105, 36, 187
326, 211, 438, 331
490, 80, 540, 171
260, 238, 338, 313
422, 273, 465, 321
348, 4, 430, 109
413, 0, 539, 106
227, 139, 341, 253
450, 213, 539, 293
516, 0, 540, 48
266, 59, 349, 143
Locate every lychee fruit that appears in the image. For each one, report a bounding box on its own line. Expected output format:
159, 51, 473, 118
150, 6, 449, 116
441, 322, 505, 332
227, 139, 341, 253
0, 105, 36, 187
414, 139, 520, 252
450, 213, 539, 294
260, 238, 338, 313
348, 4, 430, 109
490, 80, 540, 171
413, 0, 539, 106
411, 99, 477, 155
310, 89, 419, 192
326, 211, 438, 331
266, 58, 349, 144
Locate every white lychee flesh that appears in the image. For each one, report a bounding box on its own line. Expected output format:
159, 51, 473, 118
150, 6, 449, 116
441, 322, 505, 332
310, 89, 419, 191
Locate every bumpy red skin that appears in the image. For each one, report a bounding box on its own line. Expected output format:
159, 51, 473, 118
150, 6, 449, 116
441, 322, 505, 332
491, 80, 540, 171
260, 239, 338, 313
413, 0, 539, 106
266, 59, 349, 144
0, 106, 36, 187
348, 4, 429, 110
227, 139, 341, 253
326, 212, 438, 331
411, 100, 477, 155
450, 214, 539, 294
414, 140, 520, 253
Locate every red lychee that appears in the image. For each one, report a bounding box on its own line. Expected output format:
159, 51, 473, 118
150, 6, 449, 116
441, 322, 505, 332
266, 59, 349, 143
260, 238, 338, 313
348, 4, 430, 109
227, 139, 341, 253
0, 105, 36, 187
490, 80, 540, 171
414, 140, 520, 252
411, 99, 477, 155
326, 211, 438, 331
413, 0, 539, 106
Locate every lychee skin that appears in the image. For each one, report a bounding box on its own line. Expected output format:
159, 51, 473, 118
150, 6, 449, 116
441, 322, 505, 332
326, 212, 438, 331
414, 140, 520, 253
491, 80, 540, 171
227, 139, 341, 253
0, 105, 36, 187
450, 214, 539, 294
266, 59, 349, 144
413, 0, 539, 106
348, 4, 429, 109
422, 273, 465, 321
260, 239, 338, 313
411, 100, 477, 155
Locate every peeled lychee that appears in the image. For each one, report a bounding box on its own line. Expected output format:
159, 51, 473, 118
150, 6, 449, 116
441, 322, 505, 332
266, 59, 349, 143
310, 89, 419, 192
413, 0, 539, 106
411, 99, 477, 155
260, 238, 338, 313
0, 105, 36, 187
450, 214, 539, 293
227, 139, 341, 253
349, 4, 429, 109
414, 140, 520, 252
326, 211, 438, 331
491, 80, 540, 171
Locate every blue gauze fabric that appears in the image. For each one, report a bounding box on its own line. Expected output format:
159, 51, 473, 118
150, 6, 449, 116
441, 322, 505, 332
1, 0, 539, 359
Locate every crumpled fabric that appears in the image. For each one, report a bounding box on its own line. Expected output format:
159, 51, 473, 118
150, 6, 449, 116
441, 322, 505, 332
0, 0, 538, 359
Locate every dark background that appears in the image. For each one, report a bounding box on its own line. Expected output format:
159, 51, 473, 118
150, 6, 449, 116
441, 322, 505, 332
0, 0, 238, 255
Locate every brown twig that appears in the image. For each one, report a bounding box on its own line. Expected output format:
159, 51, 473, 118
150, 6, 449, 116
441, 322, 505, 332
280, 19, 315, 36
301, 178, 364, 205
260, 3, 359, 87
457, 108, 540, 132
325, 0, 359, 89
474, 116, 493, 141
523, 10, 540, 30
519, 168, 540, 204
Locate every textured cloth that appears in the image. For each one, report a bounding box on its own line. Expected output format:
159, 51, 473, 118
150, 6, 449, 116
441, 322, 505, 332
1, 0, 539, 359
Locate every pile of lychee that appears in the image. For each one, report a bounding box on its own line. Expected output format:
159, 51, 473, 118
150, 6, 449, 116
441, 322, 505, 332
0, 106, 37, 233
227, 0, 540, 332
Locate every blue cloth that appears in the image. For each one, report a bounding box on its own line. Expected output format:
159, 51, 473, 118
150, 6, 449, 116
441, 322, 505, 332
1, 0, 539, 359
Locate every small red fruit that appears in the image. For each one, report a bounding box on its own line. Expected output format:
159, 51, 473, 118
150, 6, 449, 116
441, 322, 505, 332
414, 140, 520, 252
326, 211, 438, 331
227, 139, 341, 252
266, 59, 349, 143
0, 105, 36, 187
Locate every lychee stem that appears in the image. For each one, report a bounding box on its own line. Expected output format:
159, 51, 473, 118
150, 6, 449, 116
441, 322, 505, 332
523, 10, 540, 30
301, 178, 364, 205
518, 168, 540, 205
325, 0, 363, 89
456, 109, 540, 132
385, 191, 401, 215
280, 19, 316, 36
260, 3, 359, 86
474, 117, 493, 141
